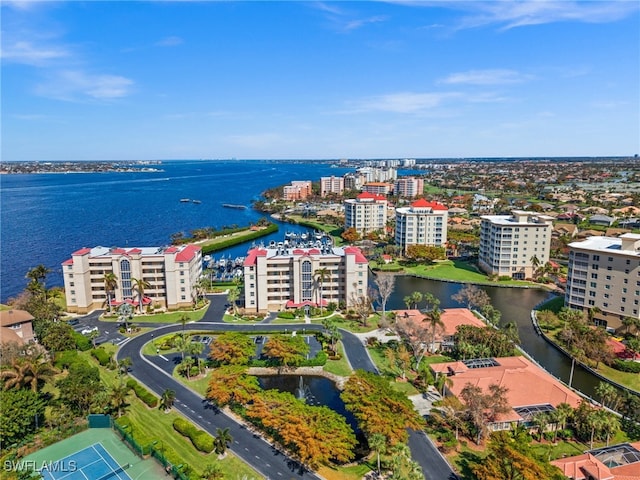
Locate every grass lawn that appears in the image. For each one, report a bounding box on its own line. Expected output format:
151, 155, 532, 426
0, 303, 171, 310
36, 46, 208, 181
323, 342, 353, 377
593, 363, 640, 392
405, 260, 534, 287
101, 309, 207, 324
78, 348, 262, 479
312, 315, 381, 333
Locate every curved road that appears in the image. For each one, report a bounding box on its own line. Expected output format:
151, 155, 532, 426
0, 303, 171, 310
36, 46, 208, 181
108, 296, 456, 479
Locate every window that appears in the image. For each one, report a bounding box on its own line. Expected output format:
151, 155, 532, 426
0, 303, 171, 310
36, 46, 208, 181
593, 255, 600, 261
608, 257, 613, 262
70, 282, 75, 287
181, 295, 186, 300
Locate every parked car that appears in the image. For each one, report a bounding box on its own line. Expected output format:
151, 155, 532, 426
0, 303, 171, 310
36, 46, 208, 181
66, 318, 80, 326
81, 326, 99, 335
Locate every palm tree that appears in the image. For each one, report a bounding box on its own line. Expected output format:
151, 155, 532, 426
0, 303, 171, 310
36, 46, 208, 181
187, 341, 204, 373
26, 264, 51, 298
110, 383, 129, 418
368, 433, 386, 475
227, 288, 240, 316
595, 381, 617, 410
530, 254, 541, 279
0, 355, 57, 392
425, 308, 444, 354
117, 302, 134, 331
314, 267, 330, 315
214, 428, 233, 457
175, 335, 190, 361
159, 389, 176, 412
179, 313, 189, 337
102, 272, 118, 312
131, 277, 151, 313
201, 463, 224, 480
552, 403, 573, 442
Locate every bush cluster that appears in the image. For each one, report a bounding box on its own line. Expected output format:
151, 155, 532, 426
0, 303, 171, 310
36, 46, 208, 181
126, 379, 158, 408
54, 350, 80, 370
612, 359, 640, 373
72, 331, 92, 351
90, 348, 111, 366
172, 417, 215, 453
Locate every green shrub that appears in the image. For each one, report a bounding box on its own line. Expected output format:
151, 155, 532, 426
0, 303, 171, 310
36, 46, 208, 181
126, 378, 158, 408
72, 331, 92, 351
277, 312, 296, 319
90, 348, 111, 366
172, 418, 214, 453
54, 350, 80, 369
301, 351, 328, 367
612, 359, 640, 373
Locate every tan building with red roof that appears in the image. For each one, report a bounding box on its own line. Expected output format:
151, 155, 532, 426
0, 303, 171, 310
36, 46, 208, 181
395, 199, 448, 254
394, 308, 486, 352
344, 192, 388, 235
243, 241, 368, 314
551, 441, 640, 479
0, 309, 35, 345
431, 355, 583, 432
62, 244, 202, 313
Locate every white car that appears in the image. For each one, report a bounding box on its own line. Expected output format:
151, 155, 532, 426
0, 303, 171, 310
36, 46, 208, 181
81, 326, 99, 335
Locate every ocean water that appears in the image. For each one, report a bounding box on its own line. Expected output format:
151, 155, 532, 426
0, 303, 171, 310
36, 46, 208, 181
0, 160, 356, 302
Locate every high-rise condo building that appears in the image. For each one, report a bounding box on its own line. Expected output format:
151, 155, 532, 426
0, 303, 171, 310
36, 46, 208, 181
478, 210, 553, 280
395, 199, 448, 254
344, 192, 388, 235
565, 233, 640, 331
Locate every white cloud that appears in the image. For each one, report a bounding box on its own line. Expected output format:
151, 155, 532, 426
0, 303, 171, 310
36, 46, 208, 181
1, 40, 70, 66
35, 70, 134, 101
155, 36, 184, 47
452, 1, 640, 30
440, 69, 532, 85
349, 91, 461, 113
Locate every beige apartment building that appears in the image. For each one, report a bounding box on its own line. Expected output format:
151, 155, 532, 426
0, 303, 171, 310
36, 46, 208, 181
394, 177, 424, 198
395, 199, 448, 254
320, 175, 345, 197
283, 180, 312, 201
565, 233, 640, 331
344, 192, 388, 236
242, 241, 369, 313
62, 244, 202, 313
478, 210, 553, 280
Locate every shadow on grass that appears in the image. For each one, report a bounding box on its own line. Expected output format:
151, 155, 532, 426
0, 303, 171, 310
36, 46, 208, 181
456, 449, 484, 480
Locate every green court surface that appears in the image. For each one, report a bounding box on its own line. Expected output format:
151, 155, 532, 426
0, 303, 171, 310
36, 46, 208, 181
23, 428, 166, 480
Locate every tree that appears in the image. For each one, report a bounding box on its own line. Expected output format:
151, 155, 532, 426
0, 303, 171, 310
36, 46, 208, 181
214, 427, 233, 456
595, 381, 618, 410
395, 314, 430, 370
322, 317, 342, 354
374, 274, 395, 324
263, 334, 310, 367
460, 382, 510, 444
425, 308, 444, 354
117, 302, 134, 331
175, 335, 190, 361
109, 383, 129, 418
451, 284, 491, 311
341, 227, 360, 243
368, 433, 386, 476
131, 277, 151, 313
208, 332, 256, 365
471, 431, 565, 480
530, 254, 542, 279
206, 365, 260, 407
102, 272, 118, 312
159, 389, 176, 412
57, 361, 105, 415
25, 264, 51, 298
179, 313, 190, 337
1, 354, 58, 392
227, 288, 240, 316
314, 267, 330, 314
350, 286, 374, 327
341, 370, 423, 445
0, 388, 45, 447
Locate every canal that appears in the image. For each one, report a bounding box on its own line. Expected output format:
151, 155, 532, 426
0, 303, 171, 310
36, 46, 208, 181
386, 275, 609, 401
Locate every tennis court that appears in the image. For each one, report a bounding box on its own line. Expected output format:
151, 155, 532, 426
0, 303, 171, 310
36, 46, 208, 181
39, 443, 131, 480
24, 428, 165, 480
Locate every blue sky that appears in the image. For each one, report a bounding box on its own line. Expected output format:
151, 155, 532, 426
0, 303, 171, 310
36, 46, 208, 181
2, 1, 639, 161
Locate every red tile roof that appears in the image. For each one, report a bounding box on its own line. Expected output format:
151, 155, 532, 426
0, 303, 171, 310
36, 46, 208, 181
411, 198, 448, 210
175, 244, 201, 262
343, 246, 368, 263
357, 192, 387, 201
244, 248, 267, 266
62, 258, 73, 266
72, 247, 91, 256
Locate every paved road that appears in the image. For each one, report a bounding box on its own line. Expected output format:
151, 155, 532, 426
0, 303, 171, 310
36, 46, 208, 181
96, 295, 458, 480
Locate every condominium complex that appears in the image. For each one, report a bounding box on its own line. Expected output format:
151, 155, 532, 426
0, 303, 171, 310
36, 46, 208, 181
361, 182, 392, 196
565, 233, 640, 331
344, 192, 388, 235
242, 240, 369, 314
394, 199, 448, 253
478, 210, 553, 280
62, 244, 202, 313
283, 180, 312, 201
394, 177, 424, 198
320, 175, 345, 197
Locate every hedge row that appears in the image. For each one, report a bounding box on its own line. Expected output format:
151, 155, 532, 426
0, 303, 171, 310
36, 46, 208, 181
91, 348, 111, 366
612, 359, 640, 373
201, 223, 278, 255
126, 379, 158, 408
172, 417, 215, 453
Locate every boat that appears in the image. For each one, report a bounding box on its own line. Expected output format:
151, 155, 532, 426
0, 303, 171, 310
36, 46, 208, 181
222, 203, 247, 209
192, 199, 202, 204
180, 198, 190, 203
